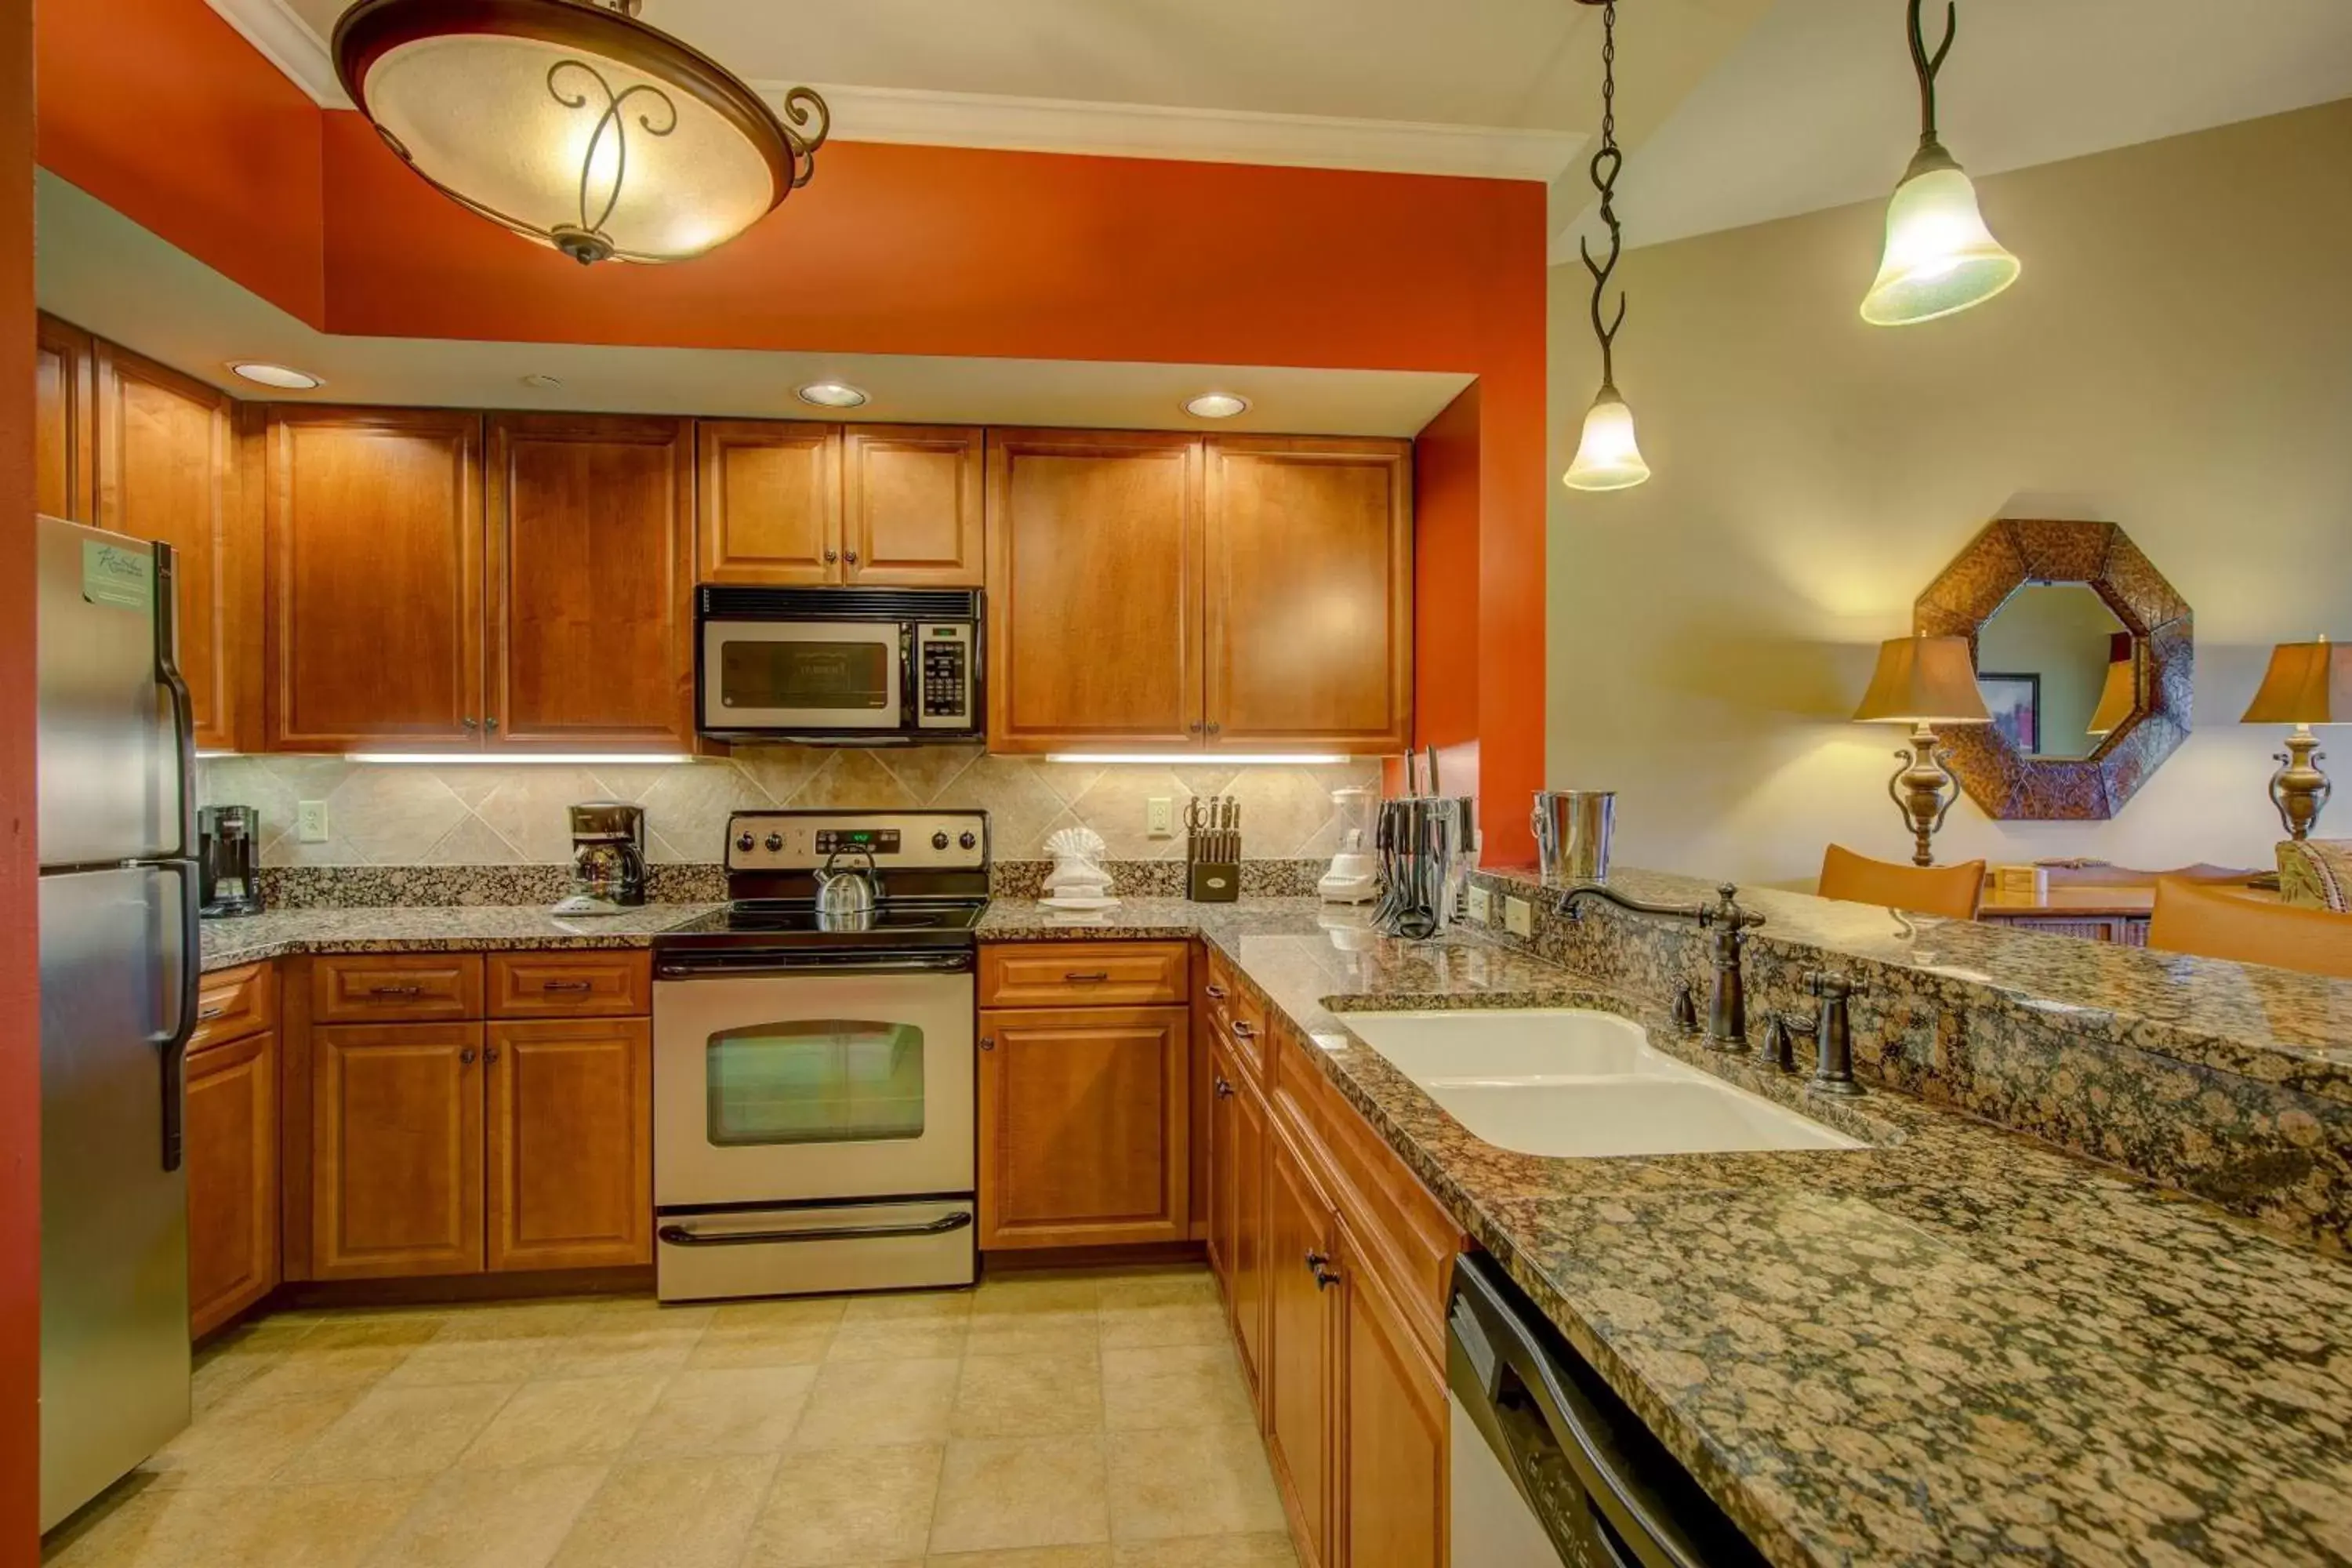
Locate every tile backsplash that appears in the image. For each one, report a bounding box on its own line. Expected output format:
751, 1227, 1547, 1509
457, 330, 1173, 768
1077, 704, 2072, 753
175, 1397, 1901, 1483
196, 748, 1381, 868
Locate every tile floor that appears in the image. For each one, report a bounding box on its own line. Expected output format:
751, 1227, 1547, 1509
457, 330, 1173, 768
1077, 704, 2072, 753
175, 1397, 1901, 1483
43, 1265, 1298, 1568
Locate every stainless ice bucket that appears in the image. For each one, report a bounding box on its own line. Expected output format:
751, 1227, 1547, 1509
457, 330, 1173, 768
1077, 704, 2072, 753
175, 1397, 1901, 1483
1531, 790, 1613, 884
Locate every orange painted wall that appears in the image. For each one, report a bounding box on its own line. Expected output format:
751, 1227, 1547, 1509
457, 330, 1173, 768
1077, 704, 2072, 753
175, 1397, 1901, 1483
35, 0, 324, 323
1414, 383, 1483, 750
3, 0, 39, 1553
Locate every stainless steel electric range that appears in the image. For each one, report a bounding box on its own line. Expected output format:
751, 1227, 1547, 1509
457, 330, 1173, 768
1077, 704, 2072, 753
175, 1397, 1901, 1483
651, 809, 989, 1301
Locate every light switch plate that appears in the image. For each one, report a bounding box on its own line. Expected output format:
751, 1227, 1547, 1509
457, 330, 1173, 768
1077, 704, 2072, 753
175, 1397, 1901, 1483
1504, 895, 1533, 938
1466, 884, 1492, 925
1146, 797, 1174, 838
297, 800, 330, 843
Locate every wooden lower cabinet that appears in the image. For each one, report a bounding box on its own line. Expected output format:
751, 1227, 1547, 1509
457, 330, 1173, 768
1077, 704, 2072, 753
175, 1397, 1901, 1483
486, 1018, 652, 1271
310, 1022, 486, 1280
1265, 1119, 1339, 1568
978, 1005, 1190, 1249
1208, 1033, 1270, 1397
185, 1029, 278, 1335
1336, 1214, 1449, 1568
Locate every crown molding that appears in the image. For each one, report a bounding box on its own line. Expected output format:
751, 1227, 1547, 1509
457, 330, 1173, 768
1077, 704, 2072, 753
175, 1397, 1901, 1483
205, 0, 1580, 183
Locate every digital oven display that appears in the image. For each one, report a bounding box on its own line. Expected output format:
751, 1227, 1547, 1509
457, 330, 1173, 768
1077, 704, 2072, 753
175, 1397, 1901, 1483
815, 829, 901, 855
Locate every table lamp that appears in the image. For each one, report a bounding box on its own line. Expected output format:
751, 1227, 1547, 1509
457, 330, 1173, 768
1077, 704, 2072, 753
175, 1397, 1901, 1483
2241, 637, 2351, 840
2085, 635, 2137, 739
1853, 635, 1991, 866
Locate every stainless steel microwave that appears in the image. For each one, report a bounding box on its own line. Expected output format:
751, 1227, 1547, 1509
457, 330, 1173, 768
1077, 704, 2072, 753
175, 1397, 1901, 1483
695, 586, 984, 743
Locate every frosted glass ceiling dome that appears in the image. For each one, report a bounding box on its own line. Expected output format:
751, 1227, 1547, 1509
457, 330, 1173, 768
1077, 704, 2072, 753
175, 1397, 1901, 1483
333, 0, 828, 265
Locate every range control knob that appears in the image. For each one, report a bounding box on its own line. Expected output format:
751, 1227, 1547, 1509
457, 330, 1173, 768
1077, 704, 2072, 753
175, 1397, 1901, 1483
764, 833, 784, 852
735, 832, 754, 853
959, 831, 978, 851
932, 831, 951, 851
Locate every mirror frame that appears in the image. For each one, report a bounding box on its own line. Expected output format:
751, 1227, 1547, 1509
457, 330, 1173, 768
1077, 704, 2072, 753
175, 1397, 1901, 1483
1915, 518, 2193, 820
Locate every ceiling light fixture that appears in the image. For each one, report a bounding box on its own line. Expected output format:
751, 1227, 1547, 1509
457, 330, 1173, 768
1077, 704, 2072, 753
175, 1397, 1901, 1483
1860, 0, 2020, 326
1562, 0, 1650, 493
230, 362, 324, 390
796, 381, 869, 408
1182, 393, 1250, 419
520, 372, 564, 390
332, 0, 829, 266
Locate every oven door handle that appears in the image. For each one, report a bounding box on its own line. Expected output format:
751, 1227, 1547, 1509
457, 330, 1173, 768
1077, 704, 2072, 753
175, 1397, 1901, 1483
657, 1211, 974, 1248
655, 951, 975, 979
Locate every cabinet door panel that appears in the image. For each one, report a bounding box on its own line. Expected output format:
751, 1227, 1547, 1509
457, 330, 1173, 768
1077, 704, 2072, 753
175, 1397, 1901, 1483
978, 1005, 1189, 1249
986, 430, 1203, 751
1210, 1034, 1271, 1405
35, 313, 94, 521
1204, 437, 1410, 753
486, 1018, 652, 1271
187, 1029, 278, 1336
696, 419, 840, 583
263, 408, 485, 750
311, 1022, 484, 1279
1265, 1120, 1335, 1566
95, 342, 247, 750
842, 424, 983, 585
488, 414, 693, 749
1338, 1218, 1447, 1568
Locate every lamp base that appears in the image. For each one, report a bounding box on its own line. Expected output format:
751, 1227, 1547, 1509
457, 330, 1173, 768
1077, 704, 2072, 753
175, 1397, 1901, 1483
2270, 727, 2333, 841
1886, 725, 1958, 868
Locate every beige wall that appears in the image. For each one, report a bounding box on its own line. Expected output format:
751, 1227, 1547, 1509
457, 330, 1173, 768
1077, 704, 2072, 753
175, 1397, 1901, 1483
1547, 99, 2352, 887
196, 751, 1376, 867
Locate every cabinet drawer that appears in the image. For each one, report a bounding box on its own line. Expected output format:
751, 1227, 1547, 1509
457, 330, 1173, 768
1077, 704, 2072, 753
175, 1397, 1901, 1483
488, 951, 652, 1018
978, 942, 1189, 1008
312, 954, 484, 1023
193, 963, 276, 1051
1202, 949, 1267, 1079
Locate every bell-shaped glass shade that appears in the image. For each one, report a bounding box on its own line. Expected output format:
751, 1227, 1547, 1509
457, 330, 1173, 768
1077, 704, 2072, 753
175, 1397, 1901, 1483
1563, 389, 1651, 492
1860, 162, 2020, 326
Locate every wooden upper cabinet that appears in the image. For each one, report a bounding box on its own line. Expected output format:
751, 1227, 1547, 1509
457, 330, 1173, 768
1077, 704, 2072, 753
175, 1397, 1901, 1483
488, 414, 693, 750
986, 430, 1203, 752
696, 419, 840, 583
841, 424, 984, 585
1204, 436, 1411, 753
93, 342, 249, 751
485, 1018, 652, 1272
263, 407, 485, 751
310, 1022, 485, 1280
34, 314, 94, 522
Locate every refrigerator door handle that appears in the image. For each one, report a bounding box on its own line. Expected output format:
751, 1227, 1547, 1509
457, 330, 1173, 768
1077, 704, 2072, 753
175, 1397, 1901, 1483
151, 858, 200, 1174
151, 541, 195, 862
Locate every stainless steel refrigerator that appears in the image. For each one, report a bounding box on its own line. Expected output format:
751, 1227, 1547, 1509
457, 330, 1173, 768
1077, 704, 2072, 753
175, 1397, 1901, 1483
35, 513, 200, 1530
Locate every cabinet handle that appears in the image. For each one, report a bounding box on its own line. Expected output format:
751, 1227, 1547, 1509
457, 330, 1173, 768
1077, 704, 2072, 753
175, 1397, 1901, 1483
459, 1047, 477, 1065
540, 978, 593, 993
1229, 1019, 1255, 1040
485, 716, 499, 732
1204, 984, 1228, 1001
197, 1005, 226, 1021
460, 717, 479, 732
844, 549, 860, 565
1305, 1250, 1339, 1290
1206, 721, 1222, 736
367, 984, 424, 999
1063, 971, 1109, 984
1214, 1076, 1234, 1099
980, 1036, 996, 1051
484, 1045, 500, 1065
824, 548, 839, 563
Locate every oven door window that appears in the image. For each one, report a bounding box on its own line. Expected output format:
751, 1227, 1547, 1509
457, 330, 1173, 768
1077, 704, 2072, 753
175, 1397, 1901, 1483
706, 1018, 927, 1145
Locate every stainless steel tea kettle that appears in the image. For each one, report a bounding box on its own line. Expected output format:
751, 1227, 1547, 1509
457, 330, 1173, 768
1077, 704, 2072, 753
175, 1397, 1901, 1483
815, 844, 878, 925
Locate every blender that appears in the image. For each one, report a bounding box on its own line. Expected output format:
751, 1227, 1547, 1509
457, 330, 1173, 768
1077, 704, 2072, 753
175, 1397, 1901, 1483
1319, 786, 1378, 902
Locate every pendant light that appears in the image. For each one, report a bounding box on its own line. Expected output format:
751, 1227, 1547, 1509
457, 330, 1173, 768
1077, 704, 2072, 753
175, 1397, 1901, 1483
333, 0, 829, 266
1860, 0, 2019, 325
1563, 0, 1650, 492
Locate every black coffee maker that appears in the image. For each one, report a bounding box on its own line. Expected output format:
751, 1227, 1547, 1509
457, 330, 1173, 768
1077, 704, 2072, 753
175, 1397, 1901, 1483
555, 802, 648, 913
198, 805, 264, 917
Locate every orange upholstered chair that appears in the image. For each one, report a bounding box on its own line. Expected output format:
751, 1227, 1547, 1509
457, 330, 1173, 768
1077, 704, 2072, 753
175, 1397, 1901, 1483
1817, 844, 1985, 921
2147, 878, 2352, 979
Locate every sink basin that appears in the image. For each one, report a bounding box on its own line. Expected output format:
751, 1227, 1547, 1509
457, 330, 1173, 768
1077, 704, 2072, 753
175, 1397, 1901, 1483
1340, 1009, 1865, 1159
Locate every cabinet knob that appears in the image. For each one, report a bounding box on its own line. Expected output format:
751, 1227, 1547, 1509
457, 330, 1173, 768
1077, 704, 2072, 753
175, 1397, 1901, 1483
484, 1045, 500, 1065
1205, 721, 1222, 736
824, 548, 839, 563
844, 549, 860, 565
1213, 1076, 1234, 1099
980, 1036, 996, 1051
485, 716, 499, 732
461, 717, 479, 731
459, 1047, 477, 1065
1305, 1250, 1339, 1290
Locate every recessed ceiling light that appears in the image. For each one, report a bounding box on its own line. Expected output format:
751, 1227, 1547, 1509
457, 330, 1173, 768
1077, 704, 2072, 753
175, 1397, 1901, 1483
520, 372, 563, 390
797, 381, 869, 408
230, 362, 323, 390
1183, 393, 1250, 419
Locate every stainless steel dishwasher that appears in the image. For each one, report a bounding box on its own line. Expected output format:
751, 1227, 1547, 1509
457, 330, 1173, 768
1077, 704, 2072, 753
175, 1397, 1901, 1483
1448, 1253, 1769, 1568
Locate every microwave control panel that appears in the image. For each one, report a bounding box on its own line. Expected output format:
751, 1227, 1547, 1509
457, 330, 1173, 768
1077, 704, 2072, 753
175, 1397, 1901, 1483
916, 622, 973, 728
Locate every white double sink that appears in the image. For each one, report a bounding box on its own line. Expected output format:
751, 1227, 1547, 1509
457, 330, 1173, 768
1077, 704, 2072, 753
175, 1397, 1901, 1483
1340, 1009, 1864, 1159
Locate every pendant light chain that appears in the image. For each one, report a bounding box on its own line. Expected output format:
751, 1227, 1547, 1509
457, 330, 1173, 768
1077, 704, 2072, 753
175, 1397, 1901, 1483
1908, 0, 1958, 152
1581, 0, 1628, 393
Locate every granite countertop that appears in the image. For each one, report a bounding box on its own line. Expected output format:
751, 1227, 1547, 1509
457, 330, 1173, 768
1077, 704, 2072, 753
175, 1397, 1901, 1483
199, 894, 2352, 1563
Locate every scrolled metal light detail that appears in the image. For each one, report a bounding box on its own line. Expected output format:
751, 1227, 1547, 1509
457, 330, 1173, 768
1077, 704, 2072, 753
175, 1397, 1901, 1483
546, 59, 677, 264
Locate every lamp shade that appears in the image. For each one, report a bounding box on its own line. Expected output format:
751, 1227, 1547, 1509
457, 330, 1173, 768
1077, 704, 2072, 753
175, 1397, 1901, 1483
2085, 654, 2137, 737
1853, 636, 1991, 724
2242, 639, 2352, 725
1860, 154, 2020, 327
1563, 388, 1652, 492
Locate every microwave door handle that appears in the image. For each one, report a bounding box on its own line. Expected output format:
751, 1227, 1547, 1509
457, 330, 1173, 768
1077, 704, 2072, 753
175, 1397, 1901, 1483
901, 622, 916, 728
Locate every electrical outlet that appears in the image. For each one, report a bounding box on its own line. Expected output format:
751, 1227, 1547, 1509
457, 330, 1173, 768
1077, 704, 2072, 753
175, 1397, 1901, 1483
1466, 884, 1493, 925
297, 800, 330, 843
1504, 895, 1534, 938
1147, 797, 1174, 837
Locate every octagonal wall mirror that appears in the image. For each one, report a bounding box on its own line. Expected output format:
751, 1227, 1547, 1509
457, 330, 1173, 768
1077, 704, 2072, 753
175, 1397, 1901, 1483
1915, 519, 2192, 819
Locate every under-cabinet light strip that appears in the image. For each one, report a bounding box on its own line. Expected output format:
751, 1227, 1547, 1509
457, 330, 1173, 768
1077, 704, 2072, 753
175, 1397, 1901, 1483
1044, 753, 1347, 766
342, 753, 699, 765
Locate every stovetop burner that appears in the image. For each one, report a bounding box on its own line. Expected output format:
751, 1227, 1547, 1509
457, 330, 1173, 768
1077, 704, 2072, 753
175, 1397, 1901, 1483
665, 901, 987, 938
654, 808, 992, 958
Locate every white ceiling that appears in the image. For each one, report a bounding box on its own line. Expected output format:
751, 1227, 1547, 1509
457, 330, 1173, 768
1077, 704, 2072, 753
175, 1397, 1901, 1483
34, 172, 1471, 435
1594, 0, 2352, 254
